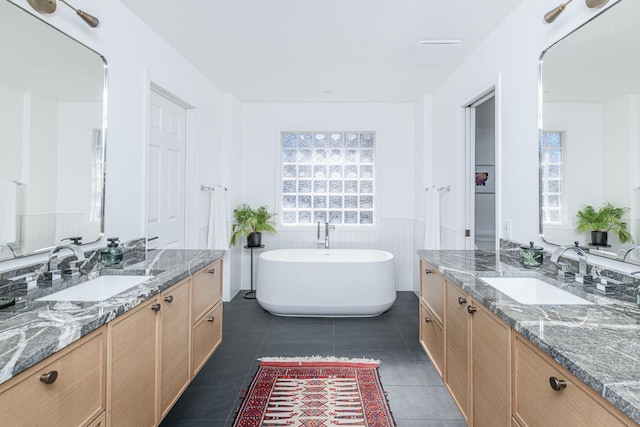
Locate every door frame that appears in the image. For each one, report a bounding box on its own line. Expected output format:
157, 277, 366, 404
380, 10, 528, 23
458, 75, 502, 250
143, 79, 196, 249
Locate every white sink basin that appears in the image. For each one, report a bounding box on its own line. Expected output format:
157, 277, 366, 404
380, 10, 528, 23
37, 275, 153, 302
481, 277, 592, 305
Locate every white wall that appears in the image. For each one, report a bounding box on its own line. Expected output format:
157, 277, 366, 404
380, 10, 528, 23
0, 85, 23, 182
413, 94, 431, 292
4, 0, 627, 297
428, 0, 621, 251
541, 96, 637, 247
2, 1, 228, 283
238, 103, 416, 291
542, 102, 602, 243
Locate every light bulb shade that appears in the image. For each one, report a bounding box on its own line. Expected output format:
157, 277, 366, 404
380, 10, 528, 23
544, 4, 566, 23
27, 0, 56, 14
585, 0, 609, 8
76, 9, 99, 27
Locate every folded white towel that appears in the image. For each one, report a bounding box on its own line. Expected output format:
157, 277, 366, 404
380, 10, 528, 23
0, 182, 17, 243
423, 188, 441, 250
207, 188, 229, 250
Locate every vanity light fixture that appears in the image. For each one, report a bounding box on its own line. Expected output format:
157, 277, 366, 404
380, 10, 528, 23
544, 0, 609, 23
27, 0, 100, 28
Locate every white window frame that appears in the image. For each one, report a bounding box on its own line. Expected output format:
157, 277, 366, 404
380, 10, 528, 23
277, 130, 379, 229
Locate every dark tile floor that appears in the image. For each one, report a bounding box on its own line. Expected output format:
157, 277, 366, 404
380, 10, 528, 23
160, 291, 465, 427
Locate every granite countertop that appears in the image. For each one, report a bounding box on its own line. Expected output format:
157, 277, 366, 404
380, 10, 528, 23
417, 249, 640, 425
0, 249, 224, 385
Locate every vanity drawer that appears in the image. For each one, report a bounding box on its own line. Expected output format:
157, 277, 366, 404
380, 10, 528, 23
419, 301, 444, 377
0, 329, 105, 427
513, 334, 634, 427
420, 260, 444, 324
192, 301, 223, 377
192, 259, 222, 323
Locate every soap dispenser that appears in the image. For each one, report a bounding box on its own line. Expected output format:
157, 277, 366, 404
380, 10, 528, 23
101, 237, 124, 266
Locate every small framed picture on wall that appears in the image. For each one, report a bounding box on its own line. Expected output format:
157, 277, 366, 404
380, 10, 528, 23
475, 165, 495, 193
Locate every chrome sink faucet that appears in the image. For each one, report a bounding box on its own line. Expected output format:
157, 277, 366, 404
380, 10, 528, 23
618, 245, 640, 262
0, 242, 22, 259
317, 221, 335, 249
38, 243, 86, 284
550, 241, 590, 283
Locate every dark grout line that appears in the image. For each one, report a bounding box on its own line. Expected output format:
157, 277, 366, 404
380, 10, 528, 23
164, 291, 462, 426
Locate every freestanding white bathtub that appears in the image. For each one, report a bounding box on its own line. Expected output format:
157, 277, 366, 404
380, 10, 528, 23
257, 249, 396, 317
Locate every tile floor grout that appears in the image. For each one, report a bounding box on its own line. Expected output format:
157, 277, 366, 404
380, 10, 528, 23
161, 291, 465, 427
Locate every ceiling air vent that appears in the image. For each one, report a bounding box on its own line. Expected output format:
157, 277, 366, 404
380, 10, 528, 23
410, 40, 462, 65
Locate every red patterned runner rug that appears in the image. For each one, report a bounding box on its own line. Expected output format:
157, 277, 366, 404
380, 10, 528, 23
233, 356, 395, 427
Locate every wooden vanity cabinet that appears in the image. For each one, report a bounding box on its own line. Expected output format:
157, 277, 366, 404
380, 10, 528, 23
191, 260, 223, 377
419, 301, 445, 376
469, 300, 510, 427
513, 334, 636, 427
420, 260, 445, 324
159, 277, 192, 420
107, 297, 160, 427
192, 259, 222, 323
192, 301, 223, 376
418, 258, 637, 426
0, 259, 223, 427
88, 412, 106, 427
445, 281, 470, 422
0, 329, 105, 427
444, 280, 510, 427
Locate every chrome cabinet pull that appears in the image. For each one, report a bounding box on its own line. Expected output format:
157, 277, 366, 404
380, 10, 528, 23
424, 317, 432, 323
467, 305, 476, 314
164, 295, 174, 303
424, 268, 433, 275
151, 303, 161, 312
207, 316, 215, 322
458, 297, 467, 305
208, 268, 216, 274
549, 376, 567, 391
40, 370, 58, 384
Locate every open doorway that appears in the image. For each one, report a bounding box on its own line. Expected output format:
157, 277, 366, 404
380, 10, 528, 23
464, 91, 497, 250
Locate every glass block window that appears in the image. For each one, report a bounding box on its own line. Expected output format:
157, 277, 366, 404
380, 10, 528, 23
281, 131, 375, 225
540, 130, 564, 224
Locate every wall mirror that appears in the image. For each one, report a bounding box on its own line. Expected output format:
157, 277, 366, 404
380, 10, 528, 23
0, 0, 107, 261
539, 0, 640, 264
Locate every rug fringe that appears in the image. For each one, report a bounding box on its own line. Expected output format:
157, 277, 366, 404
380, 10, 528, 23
259, 355, 381, 365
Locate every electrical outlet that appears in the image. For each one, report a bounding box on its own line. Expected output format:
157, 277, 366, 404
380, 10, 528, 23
502, 220, 511, 239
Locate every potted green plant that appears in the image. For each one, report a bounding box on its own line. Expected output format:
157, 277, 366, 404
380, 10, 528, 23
229, 204, 277, 247
576, 202, 632, 246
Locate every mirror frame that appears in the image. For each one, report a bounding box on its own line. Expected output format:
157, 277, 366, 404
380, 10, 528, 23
1, 0, 108, 261
538, 0, 637, 262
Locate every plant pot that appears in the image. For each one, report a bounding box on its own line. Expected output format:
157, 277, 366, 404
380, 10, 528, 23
247, 232, 262, 247
590, 230, 608, 246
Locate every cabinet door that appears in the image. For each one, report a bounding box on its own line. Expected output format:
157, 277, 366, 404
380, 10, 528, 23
419, 301, 444, 377
88, 412, 106, 427
513, 334, 633, 427
108, 298, 159, 427
445, 281, 470, 422
192, 260, 222, 323
420, 260, 444, 324
159, 278, 191, 419
192, 301, 223, 377
470, 302, 510, 427
0, 329, 105, 427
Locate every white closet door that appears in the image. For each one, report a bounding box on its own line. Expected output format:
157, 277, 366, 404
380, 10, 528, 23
147, 89, 186, 250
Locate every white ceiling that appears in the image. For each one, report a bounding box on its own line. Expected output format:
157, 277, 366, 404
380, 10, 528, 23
120, 0, 527, 103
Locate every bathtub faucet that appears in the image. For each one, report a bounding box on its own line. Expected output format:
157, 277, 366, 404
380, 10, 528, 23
317, 221, 335, 249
